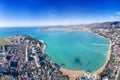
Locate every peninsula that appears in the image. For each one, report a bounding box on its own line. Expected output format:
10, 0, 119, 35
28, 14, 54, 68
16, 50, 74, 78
0, 34, 69, 80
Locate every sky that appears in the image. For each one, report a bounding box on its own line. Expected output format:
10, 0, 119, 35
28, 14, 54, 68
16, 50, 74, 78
0, 0, 120, 27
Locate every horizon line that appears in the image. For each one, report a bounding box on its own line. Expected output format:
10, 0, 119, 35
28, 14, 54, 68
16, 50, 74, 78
0, 21, 119, 27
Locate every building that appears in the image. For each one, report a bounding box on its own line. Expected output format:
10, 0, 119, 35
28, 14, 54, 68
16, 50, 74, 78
80, 71, 98, 80
0, 64, 2, 75
102, 76, 108, 80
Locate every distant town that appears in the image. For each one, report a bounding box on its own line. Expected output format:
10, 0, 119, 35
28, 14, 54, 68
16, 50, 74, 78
0, 21, 120, 80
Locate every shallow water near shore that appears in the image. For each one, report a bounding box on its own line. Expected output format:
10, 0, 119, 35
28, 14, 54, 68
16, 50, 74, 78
0, 27, 109, 70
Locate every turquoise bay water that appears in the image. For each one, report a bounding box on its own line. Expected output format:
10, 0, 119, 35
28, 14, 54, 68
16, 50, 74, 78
0, 27, 109, 70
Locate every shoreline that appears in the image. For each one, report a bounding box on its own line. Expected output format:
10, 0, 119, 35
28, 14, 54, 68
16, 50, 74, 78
93, 39, 111, 74
60, 30, 112, 80
40, 29, 112, 80
39, 40, 46, 53
60, 39, 111, 80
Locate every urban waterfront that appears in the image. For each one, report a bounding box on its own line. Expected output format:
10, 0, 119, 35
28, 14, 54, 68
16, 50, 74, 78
0, 27, 109, 70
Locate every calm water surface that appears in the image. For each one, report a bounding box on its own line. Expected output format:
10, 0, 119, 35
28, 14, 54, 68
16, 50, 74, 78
0, 27, 109, 70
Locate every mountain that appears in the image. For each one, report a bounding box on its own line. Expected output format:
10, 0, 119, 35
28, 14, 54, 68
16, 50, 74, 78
39, 21, 120, 31
86, 21, 120, 29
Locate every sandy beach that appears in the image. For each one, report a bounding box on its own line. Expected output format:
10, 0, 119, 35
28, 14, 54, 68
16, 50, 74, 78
94, 40, 111, 74
60, 40, 112, 80
40, 29, 112, 80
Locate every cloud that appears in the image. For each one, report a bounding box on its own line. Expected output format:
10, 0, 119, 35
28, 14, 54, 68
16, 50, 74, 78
106, 12, 120, 21
108, 12, 120, 21
109, 16, 120, 21
117, 12, 120, 15
110, 16, 114, 19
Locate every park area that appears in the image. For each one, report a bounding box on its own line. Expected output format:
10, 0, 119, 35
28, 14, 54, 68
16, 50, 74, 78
0, 39, 9, 46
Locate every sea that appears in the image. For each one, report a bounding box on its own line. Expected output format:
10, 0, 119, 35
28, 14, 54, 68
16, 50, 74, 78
0, 27, 109, 71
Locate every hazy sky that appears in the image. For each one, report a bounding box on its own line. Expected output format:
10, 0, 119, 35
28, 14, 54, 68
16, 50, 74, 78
0, 0, 120, 27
